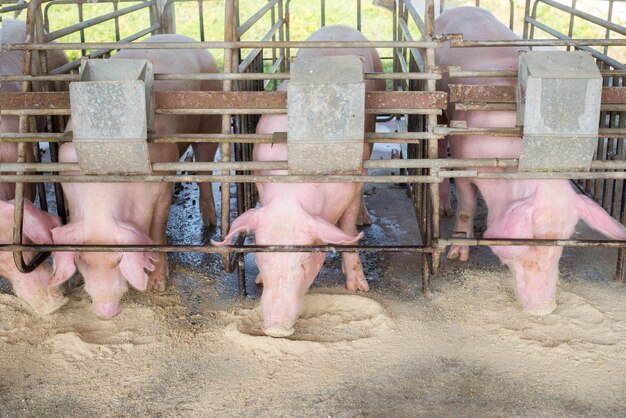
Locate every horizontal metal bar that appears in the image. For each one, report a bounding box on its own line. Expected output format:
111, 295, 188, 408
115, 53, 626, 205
0, 243, 434, 254
0, 71, 441, 83
450, 38, 626, 48
0, 174, 442, 184
0, 131, 441, 144
45, 1, 156, 42
439, 237, 626, 248
4, 40, 441, 51
0, 91, 447, 115
7, 158, 626, 174
448, 69, 626, 78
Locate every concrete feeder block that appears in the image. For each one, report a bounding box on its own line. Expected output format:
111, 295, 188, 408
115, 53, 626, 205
517, 51, 602, 172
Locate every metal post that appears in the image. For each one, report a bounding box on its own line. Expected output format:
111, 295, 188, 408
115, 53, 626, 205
424, 0, 439, 286
221, 0, 236, 273
616, 248, 625, 283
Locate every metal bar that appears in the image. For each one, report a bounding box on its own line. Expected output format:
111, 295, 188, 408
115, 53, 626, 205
4, 40, 442, 50
1, 71, 441, 82
45, 1, 157, 42
237, 0, 279, 36
11, 157, 626, 174
0, 131, 442, 143
0, 174, 442, 184
0, 243, 436, 254
449, 69, 626, 78
450, 39, 626, 48
438, 238, 626, 248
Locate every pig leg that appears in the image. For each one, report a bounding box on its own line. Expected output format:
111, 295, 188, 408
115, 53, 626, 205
147, 188, 172, 291
339, 195, 369, 292
447, 177, 477, 261
357, 195, 372, 226
192, 143, 218, 228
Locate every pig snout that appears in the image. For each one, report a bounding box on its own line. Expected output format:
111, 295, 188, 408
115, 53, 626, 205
261, 285, 302, 338
507, 248, 560, 316
92, 302, 121, 318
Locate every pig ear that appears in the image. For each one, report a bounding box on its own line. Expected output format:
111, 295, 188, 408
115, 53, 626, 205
50, 222, 84, 285
120, 252, 157, 291
484, 197, 534, 260
308, 216, 364, 245
211, 208, 262, 246
0, 199, 61, 244
114, 221, 157, 291
21, 199, 62, 244
576, 194, 626, 240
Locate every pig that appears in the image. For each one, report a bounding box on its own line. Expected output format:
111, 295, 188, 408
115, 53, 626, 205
435, 7, 626, 315
0, 20, 69, 314
49, 35, 221, 317
213, 25, 385, 337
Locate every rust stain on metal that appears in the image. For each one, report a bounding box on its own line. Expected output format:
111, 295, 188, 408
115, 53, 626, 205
449, 84, 516, 103
156, 91, 287, 110
602, 87, 626, 104
366, 91, 447, 109
0, 92, 70, 111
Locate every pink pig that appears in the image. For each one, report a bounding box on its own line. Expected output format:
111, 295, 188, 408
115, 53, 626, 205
213, 25, 385, 337
50, 35, 220, 317
0, 20, 69, 314
436, 7, 626, 315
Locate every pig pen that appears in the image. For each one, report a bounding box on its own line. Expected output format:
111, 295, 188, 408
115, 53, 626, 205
1, 0, 626, 415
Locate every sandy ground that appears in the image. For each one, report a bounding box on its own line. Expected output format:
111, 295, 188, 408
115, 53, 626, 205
2, 137, 626, 417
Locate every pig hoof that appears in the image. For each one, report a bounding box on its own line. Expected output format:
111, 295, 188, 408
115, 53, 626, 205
524, 300, 557, 316
148, 278, 167, 292
263, 324, 295, 338
346, 276, 370, 292
93, 302, 121, 318
447, 245, 469, 261
439, 202, 453, 218
255, 273, 263, 285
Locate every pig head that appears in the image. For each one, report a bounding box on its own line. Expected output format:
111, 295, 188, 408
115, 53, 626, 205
50, 218, 158, 318
212, 201, 363, 337
482, 184, 626, 315
0, 199, 68, 314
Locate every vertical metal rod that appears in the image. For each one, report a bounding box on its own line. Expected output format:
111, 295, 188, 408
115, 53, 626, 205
278, 0, 286, 74
392, 0, 399, 93
616, 248, 625, 283
523, 0, 533, 40
356, 0, 361, 32
220, 0, 236, 273
566, 0, 577, 52
425, 0, 440, 279
321, 0, 325, 27
237, 253, 247, 296
604, 0, 613, 56
421, 253, 430, 296
113, 1, 121, 42
198, 0, 205, 42
285, 0, 291, 70
78, 2, 86, 57
33, 10, 49, 212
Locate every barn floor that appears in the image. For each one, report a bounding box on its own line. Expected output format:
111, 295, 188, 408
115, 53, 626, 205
2, 136, 626, 416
